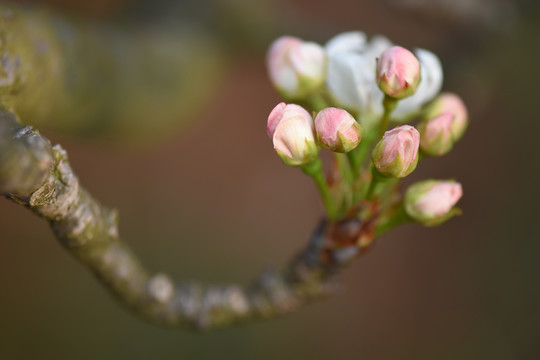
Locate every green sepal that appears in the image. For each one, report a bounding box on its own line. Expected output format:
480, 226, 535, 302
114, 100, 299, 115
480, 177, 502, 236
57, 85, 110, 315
275, 138, 319, 167
372, 145, 419, 178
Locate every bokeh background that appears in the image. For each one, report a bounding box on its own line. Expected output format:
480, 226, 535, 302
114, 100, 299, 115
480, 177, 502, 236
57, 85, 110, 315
1, 0, 539, 359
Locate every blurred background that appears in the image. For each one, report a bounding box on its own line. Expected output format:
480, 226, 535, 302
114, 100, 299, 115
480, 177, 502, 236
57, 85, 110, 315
1, 0, 539, 359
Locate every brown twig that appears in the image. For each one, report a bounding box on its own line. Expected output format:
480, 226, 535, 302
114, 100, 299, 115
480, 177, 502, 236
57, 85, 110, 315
1, 110, 376, 330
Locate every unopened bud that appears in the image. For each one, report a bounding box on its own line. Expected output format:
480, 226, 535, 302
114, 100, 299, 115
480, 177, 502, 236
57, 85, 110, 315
314, 107, 363, 153
267, 103, 319, 166
266, 36, 326, 100
404, 179, 463, 226
376, 46, 421, 99
426, 93, 468, 141
372, 125, 420, 178
418, 112, 455, 156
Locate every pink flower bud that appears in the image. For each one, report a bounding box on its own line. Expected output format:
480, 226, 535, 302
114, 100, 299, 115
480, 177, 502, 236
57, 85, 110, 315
267, 103, 319, 166
427, 93, 468, 141
418, 112, 455, 156
267, 102, 287, 138
376, 46, 421, 99
266, 36, 326, 100
314, 107, 363, 153
405, 180, 463, 226
372, 125, 420, 178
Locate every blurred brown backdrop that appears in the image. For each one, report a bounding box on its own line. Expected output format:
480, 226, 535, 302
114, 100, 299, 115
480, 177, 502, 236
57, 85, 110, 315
1, 0, 539, 359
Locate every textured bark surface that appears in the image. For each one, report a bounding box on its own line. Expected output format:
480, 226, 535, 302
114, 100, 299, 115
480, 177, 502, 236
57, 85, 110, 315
0, 2, 380, 331
1, 109, 375, 330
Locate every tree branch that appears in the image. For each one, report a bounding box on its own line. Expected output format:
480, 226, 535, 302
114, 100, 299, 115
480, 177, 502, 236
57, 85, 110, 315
0, 109, 52, 195
0, 2, 381, 331
0, 110, 376, 331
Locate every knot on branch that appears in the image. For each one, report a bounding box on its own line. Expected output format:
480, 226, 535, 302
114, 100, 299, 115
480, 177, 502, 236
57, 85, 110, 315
0, 121, 53, 196
22, 143, 119, 248
29, 145, 79, 217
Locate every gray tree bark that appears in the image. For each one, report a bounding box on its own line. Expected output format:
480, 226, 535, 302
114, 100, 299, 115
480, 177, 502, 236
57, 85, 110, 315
1, 110, 375, 330
0, 2, 377, 331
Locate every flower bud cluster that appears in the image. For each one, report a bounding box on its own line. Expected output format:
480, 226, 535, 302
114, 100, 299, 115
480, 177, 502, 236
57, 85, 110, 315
323, 32, 442, 128
265, 31, 467, 231
266, 32, 445, 125
267, 103, 363, 166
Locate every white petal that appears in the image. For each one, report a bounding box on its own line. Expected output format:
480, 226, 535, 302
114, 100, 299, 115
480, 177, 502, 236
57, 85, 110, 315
326, 53, 368, 111
275, 66, 299, 94
357, 35, 392, 118
416, 48, 443, 100
325, 31, 367, 54
291, 41, 326, 79
362, 35, 393, 60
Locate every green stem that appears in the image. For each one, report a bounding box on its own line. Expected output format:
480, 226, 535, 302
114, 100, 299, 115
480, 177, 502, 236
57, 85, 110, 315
347, 119, 380, 182
336, 153, 353, 185
365, 166, 388, 201
353, 127, 378, 171
375, 205, 412, 236
346, 151, 360, 178
378, 95, 398, 139
306, 92, 329, 112
302, 158, 338, 219
335, 153, 355, 214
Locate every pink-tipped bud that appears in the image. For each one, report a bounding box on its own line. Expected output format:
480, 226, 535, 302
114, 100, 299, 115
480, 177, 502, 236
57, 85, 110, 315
372, 125, 420, 178
426, 93, 468, 141
418, 112, 455, 156
266, 36, 326, 100
314, 107, 363, 153
267, 103, 319, 166
376, 46, 421, 99
405, 179, 463, 226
